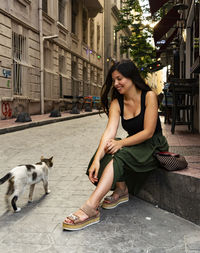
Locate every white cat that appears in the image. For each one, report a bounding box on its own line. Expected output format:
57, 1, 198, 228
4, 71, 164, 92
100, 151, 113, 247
0, 156, 53, 212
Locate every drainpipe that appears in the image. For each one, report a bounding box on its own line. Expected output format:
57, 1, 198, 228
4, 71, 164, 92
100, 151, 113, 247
39, 0, 44, 114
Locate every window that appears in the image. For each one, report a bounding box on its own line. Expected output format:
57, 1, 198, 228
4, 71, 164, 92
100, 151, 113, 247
59, 55, 65, 74
91, 70, 94, 83
97, 25, 100, 51
13, 32, 26, 62
71, 59, 79, 96
83, 63, 89, 95
97, 72, 101, 86
71, 59, 78, 78
59, 54, 65, 98
44, 47, 52, 70
71, 0, 78, 34
90, 19, 94, 49
82, 9, 88, 43
58, 0, 65, 25
83, 66, 88, 81
12, 32, 27, 95
42, 0, 48, 13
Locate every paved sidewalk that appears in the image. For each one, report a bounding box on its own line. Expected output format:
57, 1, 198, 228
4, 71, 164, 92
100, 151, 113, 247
0, 110, 100, 135
0, 113, 199, 252
162, 120, 200, 172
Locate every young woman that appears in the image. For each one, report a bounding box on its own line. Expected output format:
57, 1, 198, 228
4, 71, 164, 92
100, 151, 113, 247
63, 59, 168, 231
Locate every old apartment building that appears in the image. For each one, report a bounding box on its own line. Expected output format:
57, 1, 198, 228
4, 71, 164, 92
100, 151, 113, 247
0, 0, 129, 119
0, 0, 103, 118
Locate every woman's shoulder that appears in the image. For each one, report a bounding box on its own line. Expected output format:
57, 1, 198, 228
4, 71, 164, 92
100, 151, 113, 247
109, 98, 121, 114
111, 98, 120, 107
145, 90, 157, 99
145, 90, 158, 105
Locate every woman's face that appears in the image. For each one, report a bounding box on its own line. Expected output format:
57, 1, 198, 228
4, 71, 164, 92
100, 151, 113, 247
112, 70, 133, 94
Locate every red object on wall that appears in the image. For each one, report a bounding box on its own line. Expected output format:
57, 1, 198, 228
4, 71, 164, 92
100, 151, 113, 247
2, 102, 12, 118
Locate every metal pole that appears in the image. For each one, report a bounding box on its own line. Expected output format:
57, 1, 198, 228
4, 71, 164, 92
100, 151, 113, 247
39, 0, 44, 114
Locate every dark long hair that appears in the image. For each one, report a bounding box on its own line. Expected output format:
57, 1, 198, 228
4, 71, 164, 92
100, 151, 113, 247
101, 59, 151, 115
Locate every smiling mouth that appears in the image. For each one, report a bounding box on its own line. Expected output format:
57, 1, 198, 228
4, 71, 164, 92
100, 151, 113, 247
116, 87, 122, 91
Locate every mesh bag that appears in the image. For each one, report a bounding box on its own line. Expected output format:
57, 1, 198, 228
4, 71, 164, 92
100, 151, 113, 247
155, 151, 188, 171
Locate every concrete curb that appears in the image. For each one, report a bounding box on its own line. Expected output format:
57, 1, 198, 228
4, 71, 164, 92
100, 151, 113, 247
137, 168, 200, 226
0, 111, 101, 135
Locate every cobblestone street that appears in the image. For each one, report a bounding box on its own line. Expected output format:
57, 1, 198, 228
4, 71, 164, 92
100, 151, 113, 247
0, 114, 199, 253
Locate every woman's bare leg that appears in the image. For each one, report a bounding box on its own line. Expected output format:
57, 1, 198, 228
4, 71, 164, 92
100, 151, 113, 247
64, 160, 114, 223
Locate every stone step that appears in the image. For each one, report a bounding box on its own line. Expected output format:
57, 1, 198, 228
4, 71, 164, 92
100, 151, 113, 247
137, 163, 200, 226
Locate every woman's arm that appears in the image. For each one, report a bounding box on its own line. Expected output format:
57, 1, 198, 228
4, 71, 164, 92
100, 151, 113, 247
106, 91, 159, 154
94, 99, 120, 160
88, 99, 120, 183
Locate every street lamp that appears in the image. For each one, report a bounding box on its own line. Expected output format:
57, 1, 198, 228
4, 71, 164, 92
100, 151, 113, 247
43, 35, 58, 40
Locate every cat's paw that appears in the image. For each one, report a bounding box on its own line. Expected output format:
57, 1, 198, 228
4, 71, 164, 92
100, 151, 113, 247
28, 199, 33, 203
14, 207, 21, 213
46, 190, 51, 194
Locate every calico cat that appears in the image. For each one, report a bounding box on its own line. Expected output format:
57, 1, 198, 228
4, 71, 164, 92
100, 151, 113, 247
0, 156, 53, 212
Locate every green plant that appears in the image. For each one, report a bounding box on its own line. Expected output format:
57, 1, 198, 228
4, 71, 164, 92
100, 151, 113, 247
115, 0, 157, 77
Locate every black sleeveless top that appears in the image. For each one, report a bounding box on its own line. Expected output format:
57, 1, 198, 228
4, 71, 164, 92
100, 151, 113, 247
117, 90, 162, 136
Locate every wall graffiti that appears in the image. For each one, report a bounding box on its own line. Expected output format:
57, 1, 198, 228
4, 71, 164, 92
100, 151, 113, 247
1, 102, 12, 118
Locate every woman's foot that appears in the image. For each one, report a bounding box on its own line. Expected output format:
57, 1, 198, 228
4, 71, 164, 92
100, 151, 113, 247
102, 187, 129, 209
63, 202, 100, 231
64, 209, 88, 224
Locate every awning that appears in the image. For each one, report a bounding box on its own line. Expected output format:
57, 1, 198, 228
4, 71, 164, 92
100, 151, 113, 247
153, 7, 180, 45
84, 0, 103, 18
149, 0, 170, 15
156, 28, 178, 58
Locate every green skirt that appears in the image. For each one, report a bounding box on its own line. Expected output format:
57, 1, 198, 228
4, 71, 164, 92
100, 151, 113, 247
86, 133, 169, 194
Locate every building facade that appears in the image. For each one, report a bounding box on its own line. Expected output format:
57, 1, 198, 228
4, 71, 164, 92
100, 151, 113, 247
0, 0, 103, 119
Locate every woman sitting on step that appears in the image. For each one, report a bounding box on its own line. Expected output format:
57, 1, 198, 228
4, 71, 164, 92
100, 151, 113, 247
63, 59, 169, 231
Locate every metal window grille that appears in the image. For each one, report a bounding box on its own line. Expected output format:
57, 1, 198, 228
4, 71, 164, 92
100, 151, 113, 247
97, 25, 100, 51
59, 55, 65, 98
83, 66, 88, 81
72, 78, 80, 97
71, 60, 79, 97
59, 74, 63, 98
83, 81, 90, 96
12, 32, 26, 95
90, 19, 94, 49
91, 70, 94, 83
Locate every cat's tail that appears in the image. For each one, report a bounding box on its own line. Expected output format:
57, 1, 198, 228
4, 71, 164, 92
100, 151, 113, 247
0, 173, 12, 185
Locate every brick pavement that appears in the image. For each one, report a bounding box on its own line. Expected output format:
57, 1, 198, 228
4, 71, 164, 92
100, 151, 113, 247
0, 113, 199, 253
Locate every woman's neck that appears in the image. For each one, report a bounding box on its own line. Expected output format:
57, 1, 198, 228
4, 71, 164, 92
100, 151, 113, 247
124, 86, 141, 102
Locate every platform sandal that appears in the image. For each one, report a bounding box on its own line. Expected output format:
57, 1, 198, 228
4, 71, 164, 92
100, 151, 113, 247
101, 188, 129, 209
63, 203, 100, 231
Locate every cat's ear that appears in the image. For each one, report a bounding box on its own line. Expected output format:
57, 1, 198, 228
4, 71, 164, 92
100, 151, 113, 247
40, 156, 44, 161
50, 156, 53, 161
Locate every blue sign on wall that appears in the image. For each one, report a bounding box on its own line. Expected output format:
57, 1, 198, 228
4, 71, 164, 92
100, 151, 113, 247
3, 69, 11, 78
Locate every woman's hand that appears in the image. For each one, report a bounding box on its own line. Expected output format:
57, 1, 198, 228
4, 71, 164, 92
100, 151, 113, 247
88, 159, 100, 184
105, 139, 123, 154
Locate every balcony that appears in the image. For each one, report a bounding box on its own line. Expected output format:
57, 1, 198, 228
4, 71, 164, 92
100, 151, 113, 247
84, 0, 103, 18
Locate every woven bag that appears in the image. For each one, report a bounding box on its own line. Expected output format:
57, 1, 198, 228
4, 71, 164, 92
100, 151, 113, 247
155, 151, 188, 171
